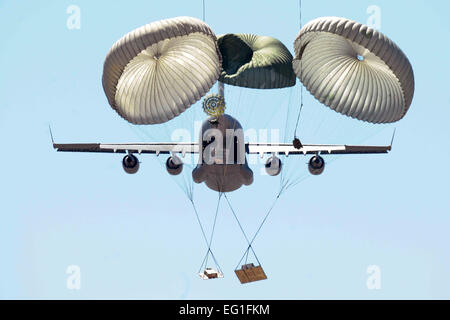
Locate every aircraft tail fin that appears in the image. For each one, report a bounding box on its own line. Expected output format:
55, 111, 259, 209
389, 128, 396, 150
49, 125, 55, 145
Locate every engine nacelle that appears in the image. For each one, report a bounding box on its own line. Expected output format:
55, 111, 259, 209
265, 156, 282, 176
166, 155, 183, 175
308, 155, 325, 175
122, 154, 139, 174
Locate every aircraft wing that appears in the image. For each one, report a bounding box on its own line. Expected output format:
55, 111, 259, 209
53, 142, 390, 156
53, 142, 199, 156
245, 143, 391, 156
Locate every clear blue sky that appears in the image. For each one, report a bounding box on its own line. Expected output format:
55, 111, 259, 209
0, 0, 449, 299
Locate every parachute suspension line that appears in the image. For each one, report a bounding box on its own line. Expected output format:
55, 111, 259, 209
298, 0, 302, 30
250, 193, 280, 243
224, 194, 251, 246
235, 87, 245, 122
283, 175, 309, 192
227, 182, 287, 269
281, 87, 297, 192
190, 197, 223, 274
283, 87, 294, 143
227, 86, 244, 127
204, 192, 223, 268
236, 87, 243, 118
127, 124, 192, 198
223, 194, 262, 270
183, 169, 194, 201
198, 248, 223, 274
279, 173, 291, 195
189, 199, 209, 248
260, 91, 290, 131
182, 170, 195, 202
235, 193, 282, 270
250, 180, 289, 245
127, 123, 196, 200
202, 0, 206, 22
293, 101, 304, 138
279, 136, 298, 199
243, 88, 260, 126
281, 176, 301, 193
294, 0, 304, 139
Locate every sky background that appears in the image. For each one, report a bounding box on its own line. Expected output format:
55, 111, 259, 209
0, 0, 449, 299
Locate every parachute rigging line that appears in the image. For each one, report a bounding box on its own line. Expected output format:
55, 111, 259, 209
283, 87, 294, 142
189, 197, 224, 274
223, 194, 262, 270
234, 193, 281, 269
225, 179, 290, 270
202, 0, 205, 22
189, 199, 209, 248
247, 178, 294, 246
249, 191, 282, 246
182, 167, 194, 201
294, 0, 304, 139
198, 249, 223, 274
204, 192, 223, 268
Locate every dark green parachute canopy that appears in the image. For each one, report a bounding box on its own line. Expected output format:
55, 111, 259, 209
217, 34, 296, 89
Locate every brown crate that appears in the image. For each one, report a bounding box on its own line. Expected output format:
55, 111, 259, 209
235, 265, 267, 284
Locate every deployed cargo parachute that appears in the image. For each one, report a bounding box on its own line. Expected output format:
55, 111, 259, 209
102, 16, 222, 124
218, 34, 296, 89
293, 16, 415, 123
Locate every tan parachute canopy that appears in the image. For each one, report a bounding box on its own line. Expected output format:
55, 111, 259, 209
293, 17, 415, 123
102, 17, 222, 124
218, 34, 296, 89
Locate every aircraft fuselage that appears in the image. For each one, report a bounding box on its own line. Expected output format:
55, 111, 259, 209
192, 114, 253, 192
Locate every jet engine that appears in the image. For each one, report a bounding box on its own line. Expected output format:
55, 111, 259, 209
166, 155, 183, 175
308, 155, 325, 175
122, 154, 139, 174
265, 156, 282, 176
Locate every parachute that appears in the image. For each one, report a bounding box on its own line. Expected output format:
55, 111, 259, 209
293, 16, 415, 123
218, 34, 296, 89
102, 16, 222, 124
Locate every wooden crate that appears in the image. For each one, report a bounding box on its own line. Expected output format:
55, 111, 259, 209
235, 265, 267, 284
